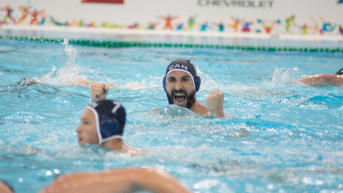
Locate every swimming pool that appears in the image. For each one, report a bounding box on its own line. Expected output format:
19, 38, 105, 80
1, 33, 343, 193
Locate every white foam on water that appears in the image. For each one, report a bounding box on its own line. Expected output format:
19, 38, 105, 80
120, 82, 148, 90
271, 67, 300, 83
38, 38, 95, 85
196, 66, 252, 92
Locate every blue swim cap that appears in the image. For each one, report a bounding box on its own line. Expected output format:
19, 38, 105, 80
335, 68, 343, 75
86, 100, 126, 145
162, 59, 201, 93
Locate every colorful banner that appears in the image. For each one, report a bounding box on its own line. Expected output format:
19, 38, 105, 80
81, 0, 124, 4
0, 0, 342, 38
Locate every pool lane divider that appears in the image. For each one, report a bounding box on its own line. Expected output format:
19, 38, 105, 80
1, 35, 343, 53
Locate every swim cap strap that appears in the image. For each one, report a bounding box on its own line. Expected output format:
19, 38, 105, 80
86, 106, 102, 145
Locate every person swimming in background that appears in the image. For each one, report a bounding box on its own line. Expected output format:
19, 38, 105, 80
77, 99, 140, 155
0, 180, 14, 193
39, 168, 191, 193
284, 68, 343, 87
92, 60, 227, 118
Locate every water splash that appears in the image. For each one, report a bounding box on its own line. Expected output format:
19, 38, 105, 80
120, 82, 148, 90
39, 38, 95, 85
197, 66, 218, 90
271, 67, 300, 83
197, 66, 251, 91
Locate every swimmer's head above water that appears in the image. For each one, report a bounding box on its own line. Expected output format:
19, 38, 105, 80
162, 60, 201, 109
76, 99, 126, 145
335, 68, 343, 75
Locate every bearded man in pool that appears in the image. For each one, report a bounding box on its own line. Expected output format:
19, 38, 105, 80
91, 60, 226, 118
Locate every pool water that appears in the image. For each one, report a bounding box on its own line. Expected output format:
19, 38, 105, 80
1, 36, 343, 193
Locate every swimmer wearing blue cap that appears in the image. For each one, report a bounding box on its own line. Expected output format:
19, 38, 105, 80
162, 59, 226, 118
39, 168, 191, 193
285, 68, 343, 87
91, 60, 226, 118
76, 99, 140, 155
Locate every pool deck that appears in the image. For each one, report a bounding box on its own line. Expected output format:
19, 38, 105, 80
1, 25, 343, 42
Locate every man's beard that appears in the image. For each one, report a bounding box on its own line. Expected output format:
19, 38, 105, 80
166, 88, 196, 109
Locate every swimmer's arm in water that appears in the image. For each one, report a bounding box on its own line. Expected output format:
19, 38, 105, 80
38, 168, 191, 193
205, 90, 225, 118
68, 80, 119, 88
284, 74, 343, 87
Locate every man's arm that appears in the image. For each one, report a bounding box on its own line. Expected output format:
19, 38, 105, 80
90, 84, 109, 102
205, 90, 225, 118
38, 168, 191, 193
67, 80, 119, 88
286, 74, 343, 87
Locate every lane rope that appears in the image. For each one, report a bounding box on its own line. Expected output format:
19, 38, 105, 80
1, 35, 342, 53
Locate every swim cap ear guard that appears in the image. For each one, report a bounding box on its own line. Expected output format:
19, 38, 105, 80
162, 60, 201, 92
335, 68, 343, 75
86, 100, 126, 145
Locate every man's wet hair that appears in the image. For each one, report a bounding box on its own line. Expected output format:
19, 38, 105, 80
335, 68, 343, 75
0, 180, 14, 193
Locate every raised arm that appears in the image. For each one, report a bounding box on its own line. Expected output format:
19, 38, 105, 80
286, 74, 343, 87
205, 90, 225, 118
90, 84, 109, 102
39, 168, 191, 193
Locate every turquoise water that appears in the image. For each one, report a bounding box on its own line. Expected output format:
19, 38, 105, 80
1, 35, 343, 193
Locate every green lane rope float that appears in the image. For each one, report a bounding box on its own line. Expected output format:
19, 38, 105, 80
1, 35, 342, 53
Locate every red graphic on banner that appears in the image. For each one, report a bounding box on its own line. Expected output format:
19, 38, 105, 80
82, 0, 124, 4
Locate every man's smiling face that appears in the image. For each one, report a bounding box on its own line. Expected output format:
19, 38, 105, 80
166, 71, 195, 108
